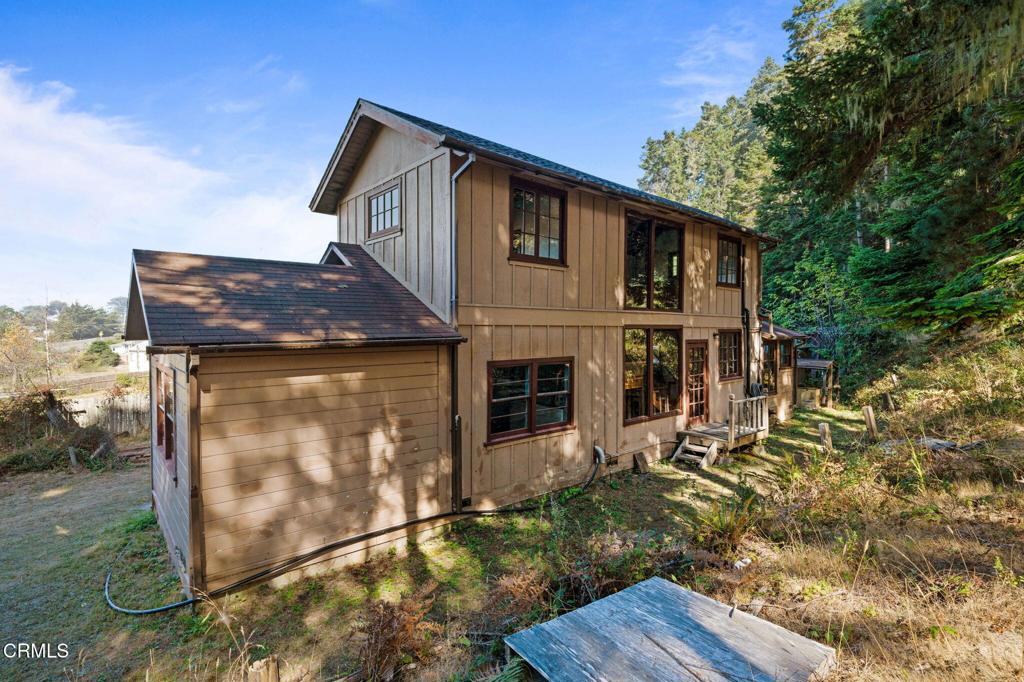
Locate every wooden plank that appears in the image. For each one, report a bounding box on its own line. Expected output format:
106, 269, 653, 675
506, 577, 835, 682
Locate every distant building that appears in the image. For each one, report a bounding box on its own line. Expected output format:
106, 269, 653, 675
111, 339, 148, 373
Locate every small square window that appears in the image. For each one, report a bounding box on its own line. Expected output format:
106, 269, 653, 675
488, 358, 573, 442
368, 183, 401, 235
510, 180, 566, 264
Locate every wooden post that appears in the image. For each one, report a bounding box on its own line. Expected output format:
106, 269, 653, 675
881, 392, 896, 412
727, 394, 736, 450
862, 405, 878, 440
248, 656, 280, 682
818, 422, 833, 452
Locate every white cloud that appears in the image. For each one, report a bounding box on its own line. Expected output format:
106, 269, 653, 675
660, 22, 763, 119
0, 66, 332, 308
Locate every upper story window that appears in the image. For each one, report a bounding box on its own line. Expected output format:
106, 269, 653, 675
488, 358, 573, 442
510, 179, 566, 264
625, 215, 682, 310
717, 236, 741, 287
718, 330, 742, 380
368, 183, 401, 236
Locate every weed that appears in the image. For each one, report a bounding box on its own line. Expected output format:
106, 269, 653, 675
685, 489, 761, 556
356, 581, 440, 682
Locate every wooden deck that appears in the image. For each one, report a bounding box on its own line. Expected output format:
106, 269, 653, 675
505, 577, 836, 682
679, 421, 763, 443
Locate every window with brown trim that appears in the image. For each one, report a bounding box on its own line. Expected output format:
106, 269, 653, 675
488, 358, 573, 442
718, 330, 742, 380
780, 340, 794, 368
156, 367, 176, 481
626, 214, 683, 310
762, 341, 778, 395
368, 183, 401, 236
717, 236, 740, 286
510, 179, 566, 264
624, 328, 682, 422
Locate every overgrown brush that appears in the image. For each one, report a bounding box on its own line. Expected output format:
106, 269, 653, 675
856, 339, 1024, 440
355, 581, 440, 682
0, 424, 117, 476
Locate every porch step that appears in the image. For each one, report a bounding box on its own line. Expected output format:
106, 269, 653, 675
669, 436, 719, 470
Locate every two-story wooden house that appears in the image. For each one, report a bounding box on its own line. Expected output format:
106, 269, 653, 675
126, 99, 781, 595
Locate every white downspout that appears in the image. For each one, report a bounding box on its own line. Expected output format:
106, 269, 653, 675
449, 151, 476, 325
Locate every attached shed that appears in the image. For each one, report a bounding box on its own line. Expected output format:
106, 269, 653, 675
759, 319, 809, 422
126, 244, 463, 595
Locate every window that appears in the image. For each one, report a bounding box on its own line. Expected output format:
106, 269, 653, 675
155, 367, 176, 481
762, 341, 778, 395
488, 358, 573, 442
624, 328, 682, 422
511, 180, 566, 264
626, 215, 683, 310
717, 236, 741, 287
718, 330, 742, 380
368, 183, 401, 236
780, 340, 794, 368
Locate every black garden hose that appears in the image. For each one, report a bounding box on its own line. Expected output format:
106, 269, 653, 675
105, 455, 609, 616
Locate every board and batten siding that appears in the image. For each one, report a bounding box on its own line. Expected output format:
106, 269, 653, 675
336, 125, 452, 321
454, 159, 763, 507
150, 353, 193, 592
194, 347, 450, 590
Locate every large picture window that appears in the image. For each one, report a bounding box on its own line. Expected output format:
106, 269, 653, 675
762, 341, 778, 395
625, 215, 682, 310
718, 330, 742, 380
368, 183, 401, 236
717, 236, 740, 287
488, 358, 573, 442
624, 328, 682, 422
510, 179, 566, 264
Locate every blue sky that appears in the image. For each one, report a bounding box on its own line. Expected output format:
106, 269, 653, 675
0, 0, 791, 308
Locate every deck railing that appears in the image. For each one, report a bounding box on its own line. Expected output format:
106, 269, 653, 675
727, 394, 768, 449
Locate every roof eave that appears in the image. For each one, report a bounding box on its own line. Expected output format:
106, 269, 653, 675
438, 137, 779, 243
310, 100, 444, 215
148, 335, 466, 355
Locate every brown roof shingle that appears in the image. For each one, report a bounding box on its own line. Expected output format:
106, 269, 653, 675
129, 244, 462, 348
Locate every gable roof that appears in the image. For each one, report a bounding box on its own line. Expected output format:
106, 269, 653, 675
311, 99, 775, 242
126, 244, 462, 350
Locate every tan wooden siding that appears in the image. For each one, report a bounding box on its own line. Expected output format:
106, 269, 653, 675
151, 353, 192, 591
336, 126, 451, 320
196, 346, 449, 590
453, 158, 765, 505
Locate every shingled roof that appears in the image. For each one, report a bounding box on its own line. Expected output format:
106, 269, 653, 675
760, 319, 810, 340
310, 99, 776, 243
125, 244, 462, 349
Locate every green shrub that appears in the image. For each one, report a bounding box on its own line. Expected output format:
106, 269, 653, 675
686, 489, 762, 557
76, 340, 120, 369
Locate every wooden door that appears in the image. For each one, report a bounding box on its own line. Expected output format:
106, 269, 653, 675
685, 341, 709, 426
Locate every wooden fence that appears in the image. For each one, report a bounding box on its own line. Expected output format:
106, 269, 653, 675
67, 392, 150, 436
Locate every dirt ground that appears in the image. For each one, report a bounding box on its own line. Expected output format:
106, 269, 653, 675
0, 465, 156, 681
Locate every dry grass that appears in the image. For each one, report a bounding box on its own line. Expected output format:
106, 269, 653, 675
5, 340, 1023, 681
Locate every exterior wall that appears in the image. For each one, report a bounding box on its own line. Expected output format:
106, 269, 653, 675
150, 353, 192, 592
194, 346, 450, 591
454, 159, 763, 507
335, 125, 452, 321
